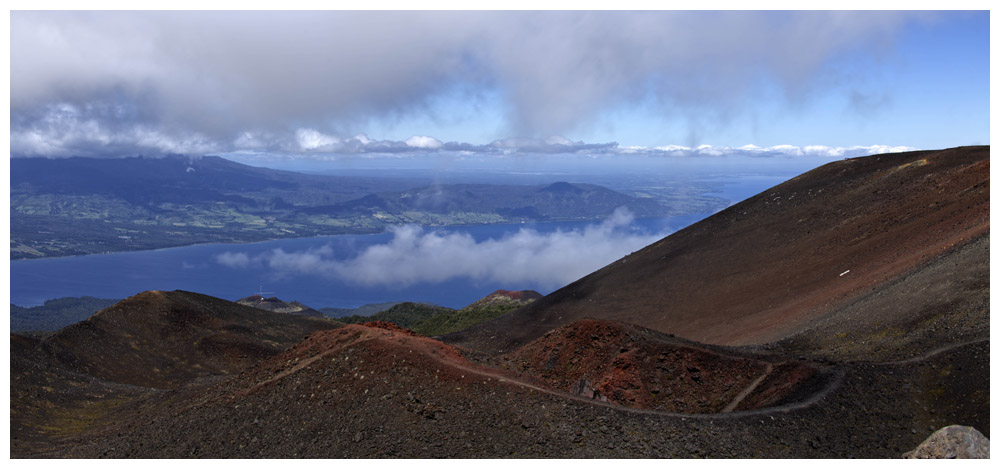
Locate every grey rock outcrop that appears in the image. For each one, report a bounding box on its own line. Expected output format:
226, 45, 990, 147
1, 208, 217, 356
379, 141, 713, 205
903, 425, 989, 459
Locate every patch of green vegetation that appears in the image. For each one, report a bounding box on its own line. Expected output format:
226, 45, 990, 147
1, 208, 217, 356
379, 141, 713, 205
410, 302, 524, 337
41, 395, 140, 438
337, 302, 456, 328
320, 302, 402, 318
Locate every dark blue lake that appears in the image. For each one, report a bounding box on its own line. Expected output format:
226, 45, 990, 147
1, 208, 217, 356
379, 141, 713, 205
10, 214, 710, 309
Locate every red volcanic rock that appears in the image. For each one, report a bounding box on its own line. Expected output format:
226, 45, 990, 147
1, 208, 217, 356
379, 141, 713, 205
505, 319, 819, 414
360, 320, 420, 336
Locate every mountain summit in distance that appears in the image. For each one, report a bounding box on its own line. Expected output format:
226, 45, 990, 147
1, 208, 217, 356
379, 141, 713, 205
236, 294, 325, 318
11, 155, 714, 259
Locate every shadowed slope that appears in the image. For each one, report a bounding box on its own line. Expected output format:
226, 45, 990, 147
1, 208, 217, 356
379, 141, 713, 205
35, 290, 341, 389
446, 147, 989, 355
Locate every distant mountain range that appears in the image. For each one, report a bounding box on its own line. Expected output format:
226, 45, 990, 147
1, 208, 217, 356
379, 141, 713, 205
9, 147, 989, 458
318, 289, 543, 337
319, 302, 404, 318
9, 290, 541, 334
10, 155, 724, 259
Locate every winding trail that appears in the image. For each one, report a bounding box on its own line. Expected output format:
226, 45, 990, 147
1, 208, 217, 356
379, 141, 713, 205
447, 359, 839, 420
721, 363, 774, 413
245, 327, 987, 421
447, 336, 987, 419
875, 338, 989, 366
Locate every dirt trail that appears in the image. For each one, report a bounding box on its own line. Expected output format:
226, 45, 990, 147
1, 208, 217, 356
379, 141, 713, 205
875, 338, 990, 366
448, 356, 838, 420
721, 363, 774, 413
445, 335, 986, 419
243, 326, 986, 422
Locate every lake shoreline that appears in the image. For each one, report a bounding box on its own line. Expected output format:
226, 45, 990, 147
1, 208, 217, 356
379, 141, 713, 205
10, 214, 691, 263
10, 214, 712, 309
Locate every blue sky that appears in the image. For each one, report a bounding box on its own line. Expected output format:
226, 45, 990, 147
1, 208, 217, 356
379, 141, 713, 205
9, 10, 990, 158
367, 11, 989, 150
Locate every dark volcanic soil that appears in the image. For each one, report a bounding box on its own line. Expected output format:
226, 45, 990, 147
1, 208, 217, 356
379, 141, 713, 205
11, 291, 342, 456
45, 323, 987, 458
37, 290, 340, 389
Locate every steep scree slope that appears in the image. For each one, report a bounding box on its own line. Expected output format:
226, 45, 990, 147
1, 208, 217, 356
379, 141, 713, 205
446, 146, 989, 356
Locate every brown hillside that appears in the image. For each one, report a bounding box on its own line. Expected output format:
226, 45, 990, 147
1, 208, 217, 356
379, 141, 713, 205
446, 146, 989, 356
36, 290, 341, 389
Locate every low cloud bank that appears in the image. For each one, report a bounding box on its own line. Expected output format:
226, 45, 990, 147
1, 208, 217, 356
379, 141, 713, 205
12, 114, 917, 160
215, 208, 666, 290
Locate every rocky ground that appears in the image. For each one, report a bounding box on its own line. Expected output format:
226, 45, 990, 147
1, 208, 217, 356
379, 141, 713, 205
21, 322, 984, 458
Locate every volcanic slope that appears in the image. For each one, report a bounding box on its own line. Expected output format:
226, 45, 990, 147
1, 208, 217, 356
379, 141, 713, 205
29, 290, 341, 389
11, 290, 342, 456
446, 146, 989, 359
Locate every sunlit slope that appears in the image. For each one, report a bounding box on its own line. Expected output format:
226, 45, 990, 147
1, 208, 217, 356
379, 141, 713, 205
446, 146, 989, 355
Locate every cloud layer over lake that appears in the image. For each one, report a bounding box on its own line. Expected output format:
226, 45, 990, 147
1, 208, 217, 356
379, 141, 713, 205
215, 208, 665, 290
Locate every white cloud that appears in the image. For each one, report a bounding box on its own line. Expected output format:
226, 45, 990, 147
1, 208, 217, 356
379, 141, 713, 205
266, 245, 336, 274
10, 11, 930, 156
768, 145, 804, 156
641, 143, 918, 158
215, 208, 667, 290
9, 102, 918, 159
405, 135, 444, 149
10, 102, 220, 157
216, 251, 251, 269
296, 128, 341, 151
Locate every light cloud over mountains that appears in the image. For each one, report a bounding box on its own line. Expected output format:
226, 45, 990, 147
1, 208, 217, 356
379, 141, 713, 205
10, 10, 945, 158
215, 208, 666, 290
224, 140, 917, 160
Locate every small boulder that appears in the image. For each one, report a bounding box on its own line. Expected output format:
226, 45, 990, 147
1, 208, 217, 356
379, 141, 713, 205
903, 425, 989, 459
